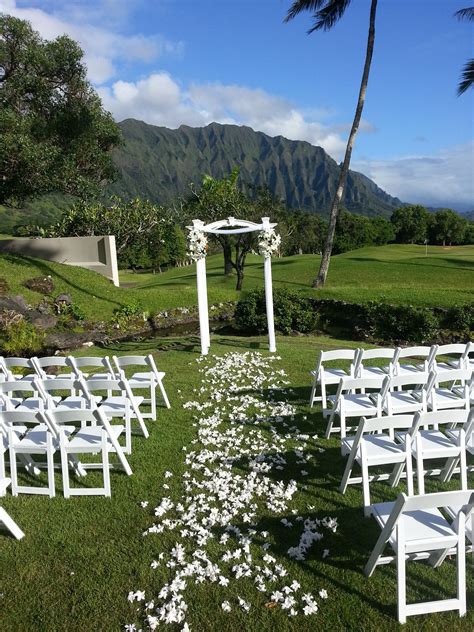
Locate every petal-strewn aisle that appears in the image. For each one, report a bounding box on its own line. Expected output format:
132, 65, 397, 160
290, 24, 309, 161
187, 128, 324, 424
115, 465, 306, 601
127, 352, 336, 630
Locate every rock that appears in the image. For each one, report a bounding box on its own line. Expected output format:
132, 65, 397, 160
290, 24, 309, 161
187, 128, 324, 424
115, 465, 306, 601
29, 312, 58, 330
55, 293, 72, 306
37, 299, 53, 314
23, 275, 55, 295
82, 341, 94, 347
0, 277, 9, 294
0, 309, 24, 329
45, 331, 107, 351
0, 295, 30, 315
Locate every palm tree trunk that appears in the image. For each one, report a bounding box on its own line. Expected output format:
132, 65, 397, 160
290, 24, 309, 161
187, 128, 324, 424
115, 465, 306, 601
313, 0, 378, 289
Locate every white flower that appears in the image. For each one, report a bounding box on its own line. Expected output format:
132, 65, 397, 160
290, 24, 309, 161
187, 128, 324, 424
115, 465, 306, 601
319, 589, 328, 599
221, 600, 232, 612
140, 501, 149, 508
124, 624, 136, 631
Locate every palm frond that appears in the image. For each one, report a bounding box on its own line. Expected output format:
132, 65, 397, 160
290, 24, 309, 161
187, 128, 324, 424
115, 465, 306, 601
454, 7, 474, 21
458, 58, 474, 95
311, 0, 352, 32
285, 0, 352, 33
285, 1, 326, 22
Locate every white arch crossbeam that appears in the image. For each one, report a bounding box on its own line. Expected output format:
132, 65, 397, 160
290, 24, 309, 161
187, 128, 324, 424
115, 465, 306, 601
190, 216, 277, 355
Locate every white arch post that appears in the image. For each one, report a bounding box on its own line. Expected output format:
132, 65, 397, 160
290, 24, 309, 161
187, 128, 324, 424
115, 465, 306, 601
187, 216, 279, 355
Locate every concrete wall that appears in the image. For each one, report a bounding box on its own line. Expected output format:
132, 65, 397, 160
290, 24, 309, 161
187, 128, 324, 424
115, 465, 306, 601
0, 235, 120, 286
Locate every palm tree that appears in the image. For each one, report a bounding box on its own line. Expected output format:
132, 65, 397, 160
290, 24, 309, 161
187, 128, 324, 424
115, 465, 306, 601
455, 7, 474, 95
285, 0, 378, 288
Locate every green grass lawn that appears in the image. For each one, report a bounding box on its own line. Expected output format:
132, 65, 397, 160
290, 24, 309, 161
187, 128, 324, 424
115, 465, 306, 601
1, 244, 473, 326
1, 334, 473, 631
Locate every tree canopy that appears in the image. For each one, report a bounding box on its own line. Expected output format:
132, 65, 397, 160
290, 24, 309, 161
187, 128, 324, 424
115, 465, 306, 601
0, 15, 122, 205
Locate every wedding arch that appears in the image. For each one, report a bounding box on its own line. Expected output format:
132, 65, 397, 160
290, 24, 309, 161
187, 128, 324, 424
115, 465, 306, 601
187, 216, 280, 355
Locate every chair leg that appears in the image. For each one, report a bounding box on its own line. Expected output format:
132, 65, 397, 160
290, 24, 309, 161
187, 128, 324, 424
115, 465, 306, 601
459, 450, 467, 490
309, 377, 317, 407
61, 446, 70, 499
158, 379, 170, 409
102, 436, 111, 498
0, 506, 25, 540
9, 448, 18, 497
325, 411, 335, 439
457, 520, 467, 617
150, 383, 157, 421
397, 526, 407, 624
362, 457, 371, 517
46, 444, 55, 499
320, 381, 327, 410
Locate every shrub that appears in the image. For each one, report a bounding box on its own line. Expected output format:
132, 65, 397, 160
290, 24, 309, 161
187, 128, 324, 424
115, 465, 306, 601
0, 320, 44, 356
363, 301, 440, 343
235, 289, 318, 335
112, 300, 147, 330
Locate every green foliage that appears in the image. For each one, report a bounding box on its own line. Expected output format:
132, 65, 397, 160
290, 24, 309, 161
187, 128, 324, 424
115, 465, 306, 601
391, 205, 429, 243
112, 299, 146, 329
428, 208, 467, 245
0, 320, 44, 355
0, 15, 122, 205
235, 289, 318, 335
363, 300, 440, 343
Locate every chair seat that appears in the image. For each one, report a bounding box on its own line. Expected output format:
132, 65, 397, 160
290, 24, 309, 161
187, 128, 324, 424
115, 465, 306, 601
99, 395, 144, 415
343, 395, 379, 415
396, 363, 426, 376
67, 424, 124, 450
372, 501, 458, 553
53, 396, 100, 411
13, 424, 74, 450
357, 435, 406, 465
14, 397, 55, 412
359, 366, 389, 378
432, 388, 466, 409
412, 430, 459, 458
314, 367, 350, 384
384, 391, 423, 413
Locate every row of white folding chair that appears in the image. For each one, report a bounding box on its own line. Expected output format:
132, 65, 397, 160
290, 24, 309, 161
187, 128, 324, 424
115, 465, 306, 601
0, 354, 170, 420
340, 409, 474, 514
1, 408, 132, 498
0, 376, 148, 456
310, 343, 473, 409
365, 489, 474, 624
324, 368, 473, 439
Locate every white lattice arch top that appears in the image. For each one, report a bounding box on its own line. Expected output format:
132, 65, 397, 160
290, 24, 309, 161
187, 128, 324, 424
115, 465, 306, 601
188, 217, 277, 355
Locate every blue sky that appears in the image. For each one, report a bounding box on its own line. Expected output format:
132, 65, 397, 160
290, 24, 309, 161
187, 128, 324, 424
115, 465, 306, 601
2, 0, 473, 209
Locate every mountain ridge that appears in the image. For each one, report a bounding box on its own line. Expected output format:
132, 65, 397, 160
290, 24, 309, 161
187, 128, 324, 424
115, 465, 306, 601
106, 119, 403, 217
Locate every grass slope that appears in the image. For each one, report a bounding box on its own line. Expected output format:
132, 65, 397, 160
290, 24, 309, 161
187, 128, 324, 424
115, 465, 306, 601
0, 334, 472, 631
1, 244, 473, 326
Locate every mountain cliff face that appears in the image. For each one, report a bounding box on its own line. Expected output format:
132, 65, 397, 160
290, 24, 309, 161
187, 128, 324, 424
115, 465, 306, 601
107, 119, 403, 217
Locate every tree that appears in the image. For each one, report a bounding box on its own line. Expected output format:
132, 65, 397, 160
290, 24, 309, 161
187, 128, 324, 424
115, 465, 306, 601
49, 197, 170, 262
285, 0, 378, 288
428, 209, 467, 246
455, 7, 474, 95
0, 15, 121, 205
391, 205, 429, 244
186, 169, 265, 290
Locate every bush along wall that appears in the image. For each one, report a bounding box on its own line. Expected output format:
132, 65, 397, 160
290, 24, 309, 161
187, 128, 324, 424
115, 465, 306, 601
235, 290, 474, 345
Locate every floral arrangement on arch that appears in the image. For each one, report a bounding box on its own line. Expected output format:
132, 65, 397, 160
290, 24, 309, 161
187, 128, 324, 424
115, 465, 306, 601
258, 227, 281, 258
187, 227, 208, 261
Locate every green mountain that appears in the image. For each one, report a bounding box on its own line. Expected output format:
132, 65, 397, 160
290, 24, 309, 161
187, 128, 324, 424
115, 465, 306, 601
106, 119, 402, 217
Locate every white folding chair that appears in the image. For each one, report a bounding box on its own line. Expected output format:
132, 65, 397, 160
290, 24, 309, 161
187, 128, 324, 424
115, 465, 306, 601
379, 371, 431, 416
356, 348, 399, 379
325, 375, 384, 440
401, 410, 471, 494
83, 378, 149, 454
340, 414, 414, 515
69, 356, 115, 381
36, 378, 96, 412
3, 410, 73, 497
309, 348, 359, 409
46, 408, 132, 498
0, 478, 24, 540
365, 489, 474, 624
0, 379, 49, 412
0, 357, 37, 382
32, 356, 76, 381
434, 343, 471, 372
112, 354, 170, 419
429, 368, 472, 411
392, 345, 437, 377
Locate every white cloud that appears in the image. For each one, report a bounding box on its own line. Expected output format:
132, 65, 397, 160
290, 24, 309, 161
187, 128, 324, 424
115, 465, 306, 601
353, 142, 474, 208
0, 0, 182, 84
98, 73, 353, 157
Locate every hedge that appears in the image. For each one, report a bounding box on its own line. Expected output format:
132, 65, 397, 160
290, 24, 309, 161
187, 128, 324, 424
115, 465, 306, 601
235, 289, 474, 345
